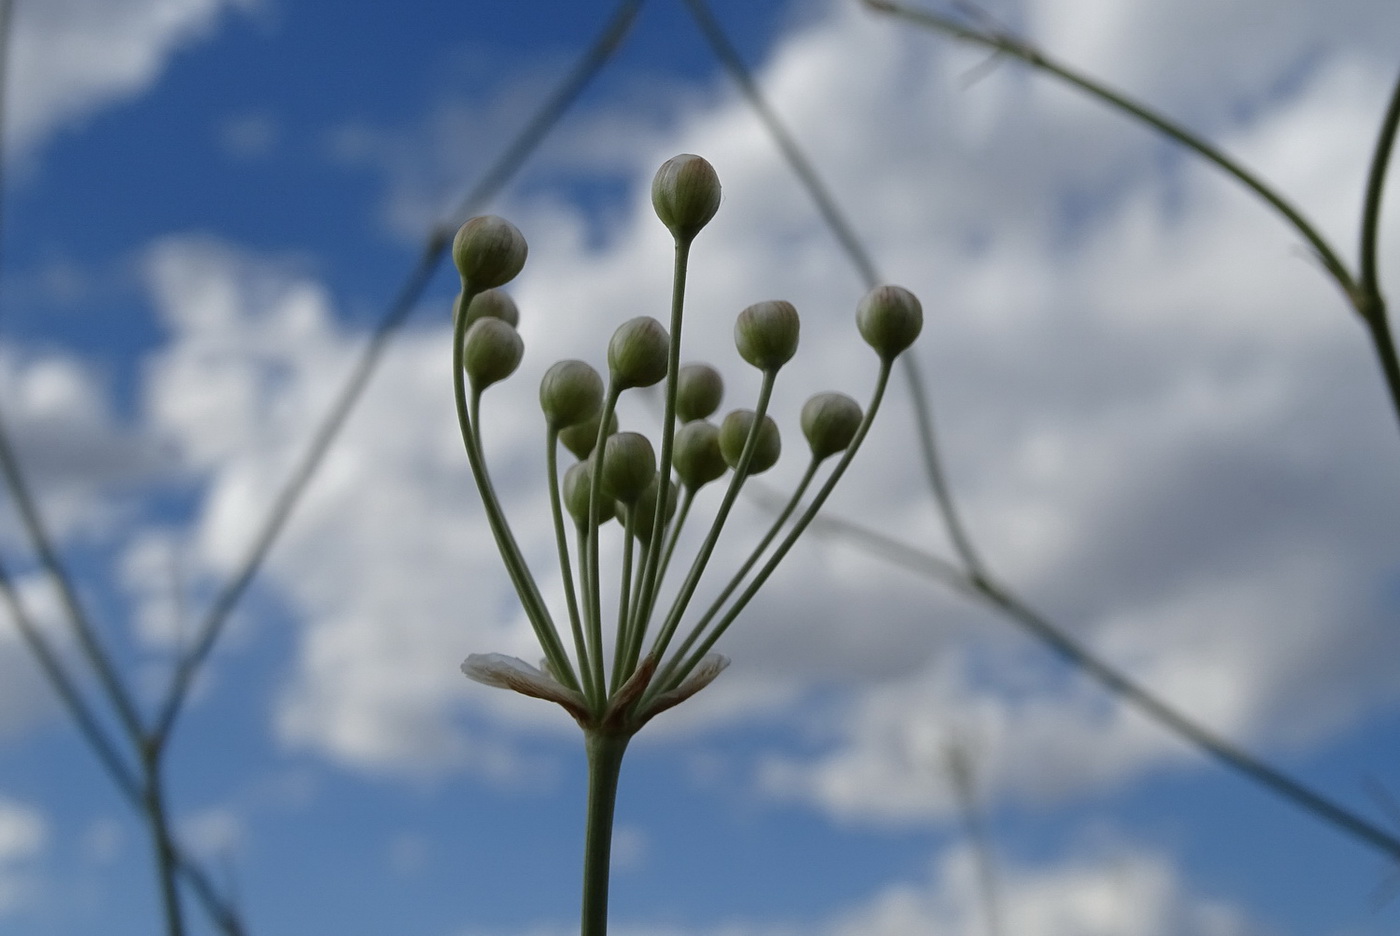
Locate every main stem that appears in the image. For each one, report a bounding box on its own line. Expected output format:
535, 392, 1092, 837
581, 729, 631, 936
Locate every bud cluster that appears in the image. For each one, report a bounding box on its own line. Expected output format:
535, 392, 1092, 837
451, 154, 921, 737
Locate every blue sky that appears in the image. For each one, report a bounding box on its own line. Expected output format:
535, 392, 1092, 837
0, 0, 1398, 934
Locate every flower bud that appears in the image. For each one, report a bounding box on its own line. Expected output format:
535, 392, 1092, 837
734, 300, 800, 372
540, 360, 604, 429
559, 410, 618, 460
602, 431, 657, 505
676, 363, 724, 422
718, 409, 781, 474
463, 318, 523, 391
463, 288, 520, 328
452, 216, 528, 289
856, 285, 923, 361
652, 154, 721, 241
563, 458, 615, 526
608, 316, 670, 390
672, 420, 728, 490
801, 392, 863, 461
626, 476, 678, 542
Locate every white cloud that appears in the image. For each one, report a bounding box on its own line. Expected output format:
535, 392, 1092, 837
0, 798, 45, 915
9, 0, 256, 156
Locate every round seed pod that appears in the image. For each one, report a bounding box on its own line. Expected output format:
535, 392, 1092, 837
801, 392, 863, 461
676, 363, 724, 422
718, 409, 781, 474
651, 154, 722, 241
463, 318, 523, 392
608, 316, 670, 390
452, 216, 527, 289
856, 285, 923, 361
540, 360, 604, 430
558, 410, 618, 460
626, 477, 679, 542
602, 432, 657, 505
672, 420, 728, 490
463, 288, 520, 328
563, 458, 615, 526
734, 300, 800, 372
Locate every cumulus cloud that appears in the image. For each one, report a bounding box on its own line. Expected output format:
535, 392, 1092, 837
126, 0, 1400, 828
9, 0, 256, 156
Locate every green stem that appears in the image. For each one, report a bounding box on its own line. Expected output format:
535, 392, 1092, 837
581, 730, 632, 936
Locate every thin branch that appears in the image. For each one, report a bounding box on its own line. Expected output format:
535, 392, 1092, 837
153, 0, 645, 743
1357, 66, 1400, 431
860, 0, 1359, 303
807, 511, 1400, 862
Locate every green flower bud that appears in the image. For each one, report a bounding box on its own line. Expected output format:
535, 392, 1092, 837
540, 360, 604, 429
801, 392, 863, 461
559, 410, 618, 460
563, 458, 615, 526
452, 216, 528, 289
718, 409, 781, 474
734, 300, 800, 371
857, 285, 923, 361
626, 476, 678, 542
608, 316, 670, 390
463, 317, 523, 392
672, 420, 728, 490
463, 288, 520, 328
602, 431, 657, 505
652, 154, 722, 241
676, 363, 724, 422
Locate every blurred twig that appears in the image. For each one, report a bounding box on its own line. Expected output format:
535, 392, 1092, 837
944, 740, 1002, 936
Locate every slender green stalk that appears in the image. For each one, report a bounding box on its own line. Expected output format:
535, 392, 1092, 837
646, 373, 777, 666
629, 240, 694, 651
651, 458, 819, 693
609, 513, 639, 694
581, 730, 632, 936
452, 290, 580, 693
660, 362, 892, 692
547, 429, 596, 706
586, 389, 625, 698
621, 485, 696, 679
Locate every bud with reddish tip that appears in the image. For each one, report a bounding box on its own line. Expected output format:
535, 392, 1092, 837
652, 154, 722, 241
856, 285, 923, 361
718, 409, 781, 474
801, 392, 863, 461
676, 363, 724, 422
735, 300, 800, 372
608, 316, 670, 390
541, 360, 604, 430
463, 318, 523, 391
453, 216, 528, 289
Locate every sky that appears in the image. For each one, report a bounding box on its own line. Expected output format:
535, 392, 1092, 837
0, 0, 1397, 933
